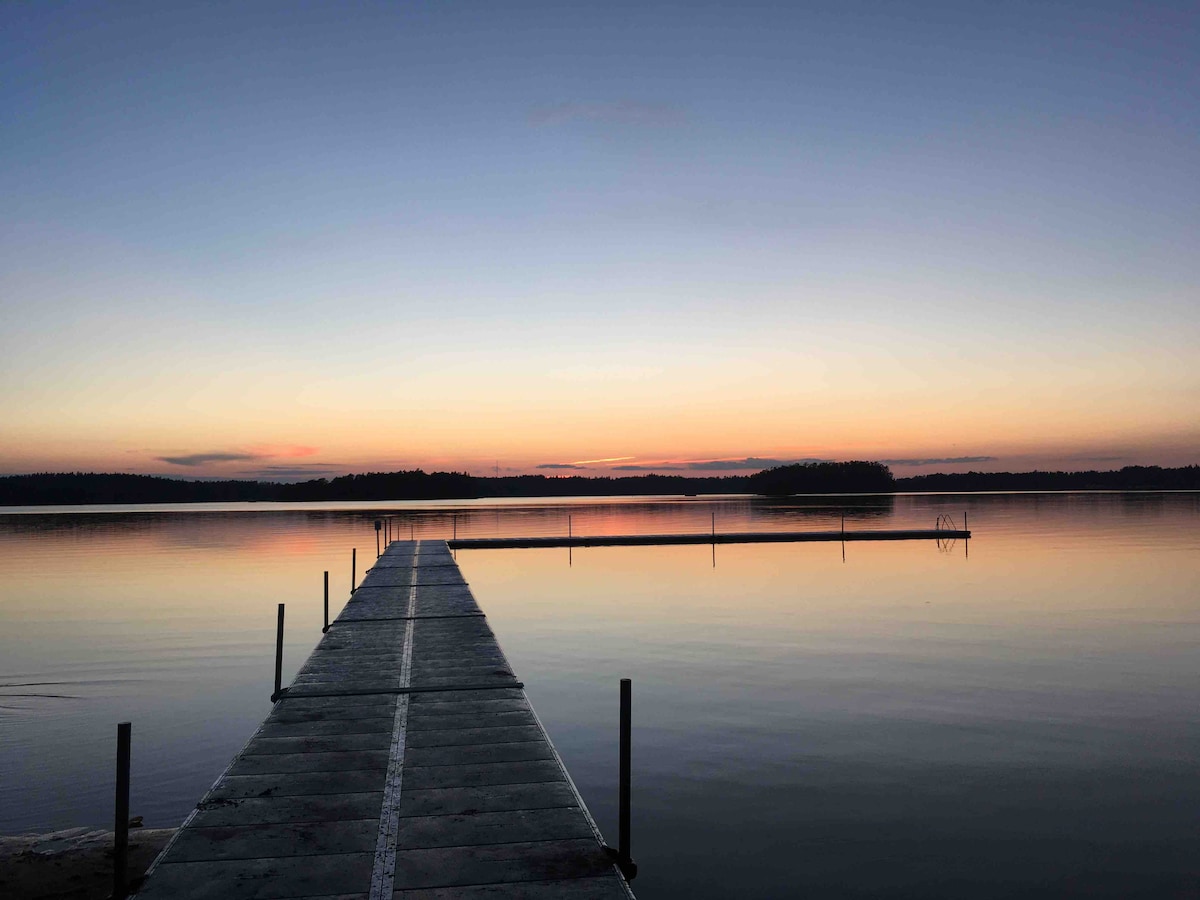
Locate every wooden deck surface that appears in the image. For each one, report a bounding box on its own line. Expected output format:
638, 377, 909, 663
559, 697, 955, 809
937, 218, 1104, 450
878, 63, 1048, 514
136, 540, 634, 900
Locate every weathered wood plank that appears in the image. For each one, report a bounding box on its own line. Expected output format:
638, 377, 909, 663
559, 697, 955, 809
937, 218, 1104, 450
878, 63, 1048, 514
258, 716, 395, 738
407, 725, 544, 748
206, 770, 384, 799
397, 782, 579, 818
394, 876, 630, 899
242, 733, 393, 755
168, 819, 378, 862
136, 854, 375, 899
407, 687, 526, 705
390, 839, 615, 890
402, 759, 566, 791
229, 749, 390, 776
191, 793, 383, 828
405, 741, 553, 768
395, 807, 593, 850
406, 697, 529, 715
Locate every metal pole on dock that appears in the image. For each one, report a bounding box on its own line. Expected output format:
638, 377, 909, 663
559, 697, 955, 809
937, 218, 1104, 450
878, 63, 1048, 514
113, 721, 131, 900
322, 571, 329, 633
272, 604, 285, 702
619, 678, 633, 876
351, 548, 356, 594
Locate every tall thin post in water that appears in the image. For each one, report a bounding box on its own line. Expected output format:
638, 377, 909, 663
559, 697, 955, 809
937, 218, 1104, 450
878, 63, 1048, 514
272, 604, 285, 702
351, 548, 357, 594
568, 515, 572, 540
322, 571, 329, 633
453, 514, 457, 540
711, 511, 715, 541
619, 678, 632, 867
113, 722, 131, 900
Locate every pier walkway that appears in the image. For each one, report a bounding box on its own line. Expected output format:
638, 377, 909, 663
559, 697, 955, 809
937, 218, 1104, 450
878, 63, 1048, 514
449, 527, 970, 550
136, 540, 634, 900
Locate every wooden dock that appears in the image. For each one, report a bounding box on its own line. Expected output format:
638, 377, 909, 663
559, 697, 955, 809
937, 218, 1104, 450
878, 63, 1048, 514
449, 527, 971, 550
135, 540, 635, 900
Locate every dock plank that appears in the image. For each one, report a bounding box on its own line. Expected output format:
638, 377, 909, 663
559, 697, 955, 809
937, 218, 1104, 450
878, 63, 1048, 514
135, 540, 633, 900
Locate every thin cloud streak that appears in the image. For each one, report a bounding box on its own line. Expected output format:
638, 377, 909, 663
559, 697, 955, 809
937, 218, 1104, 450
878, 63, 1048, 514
879, 456, 998, 466
158, 452, 262, 467
611, 457, 831, 472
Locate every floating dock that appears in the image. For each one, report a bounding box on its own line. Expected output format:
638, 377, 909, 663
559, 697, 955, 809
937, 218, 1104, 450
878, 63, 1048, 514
136, 540, 635, 899
449, 527, 970, 550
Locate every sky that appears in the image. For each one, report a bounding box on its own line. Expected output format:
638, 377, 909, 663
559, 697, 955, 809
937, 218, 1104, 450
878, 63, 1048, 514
2, 1, 1197, 480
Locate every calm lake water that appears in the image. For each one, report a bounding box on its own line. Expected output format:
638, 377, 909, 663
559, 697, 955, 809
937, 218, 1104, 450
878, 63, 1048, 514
2, 493, 1198, 898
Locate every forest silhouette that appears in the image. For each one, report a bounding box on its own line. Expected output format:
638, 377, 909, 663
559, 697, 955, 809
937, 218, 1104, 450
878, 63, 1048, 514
2, 464, 1197, 506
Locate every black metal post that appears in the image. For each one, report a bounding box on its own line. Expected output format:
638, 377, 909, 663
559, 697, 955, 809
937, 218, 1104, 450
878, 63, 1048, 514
322, 570, 329, 633
351, 548, 356, 594
272, 603, 285, 702
113, 722, 131, 900
619, 678, 632, 871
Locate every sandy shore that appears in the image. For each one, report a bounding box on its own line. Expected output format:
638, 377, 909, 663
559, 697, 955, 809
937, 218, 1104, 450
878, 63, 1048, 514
0, 827, 174, 899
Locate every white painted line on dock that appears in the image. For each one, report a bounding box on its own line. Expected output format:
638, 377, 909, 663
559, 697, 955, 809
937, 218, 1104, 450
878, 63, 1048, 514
369, 542, 419, 900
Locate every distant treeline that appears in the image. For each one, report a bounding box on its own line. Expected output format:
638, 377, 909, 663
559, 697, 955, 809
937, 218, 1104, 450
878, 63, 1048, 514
898, 465, 1200, 492
0, 463, 1197, 506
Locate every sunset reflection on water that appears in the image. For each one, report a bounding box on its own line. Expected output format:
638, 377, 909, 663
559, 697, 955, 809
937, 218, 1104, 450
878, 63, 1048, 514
1, 493, 1198, 898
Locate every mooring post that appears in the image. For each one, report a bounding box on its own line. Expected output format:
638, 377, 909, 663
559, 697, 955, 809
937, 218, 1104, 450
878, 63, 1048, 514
964, 510, 968, 533
113, 721, 131, 900
375, 519, 381, 557
619, 677, 634, 876
453, 514, 457, 540
271, 603, 285, 702
351, 548, 356, 594
322, 570, 329, 633
711, 512, 715, 541
569, 515, 572, 540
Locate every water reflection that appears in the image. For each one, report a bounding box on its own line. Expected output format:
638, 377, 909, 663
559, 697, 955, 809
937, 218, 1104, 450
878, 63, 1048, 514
1, 494, 1198, 899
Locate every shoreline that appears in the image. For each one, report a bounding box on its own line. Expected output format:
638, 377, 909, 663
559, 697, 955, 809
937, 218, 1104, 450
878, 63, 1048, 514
0, 827, 175, 900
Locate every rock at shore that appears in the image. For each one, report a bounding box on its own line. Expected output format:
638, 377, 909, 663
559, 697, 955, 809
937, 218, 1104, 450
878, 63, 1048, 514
0, 827, 174, 899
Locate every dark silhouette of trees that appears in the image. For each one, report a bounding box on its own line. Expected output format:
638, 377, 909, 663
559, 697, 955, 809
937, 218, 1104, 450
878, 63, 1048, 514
750, 461, 896, 495
895, 465, 1200, 492
2, 464, 1196, 506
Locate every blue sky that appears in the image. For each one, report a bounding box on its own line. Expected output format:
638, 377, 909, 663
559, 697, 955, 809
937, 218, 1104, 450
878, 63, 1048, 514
2, 1, 1197, 478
